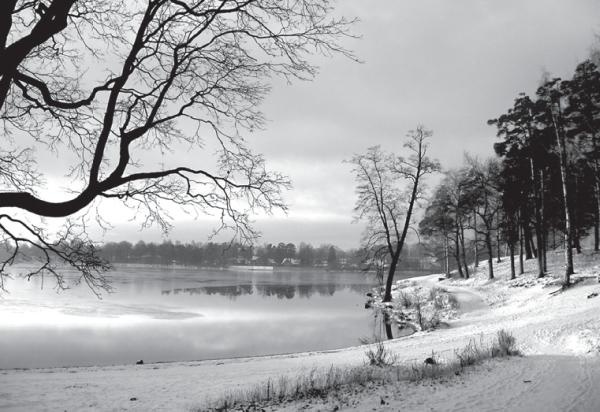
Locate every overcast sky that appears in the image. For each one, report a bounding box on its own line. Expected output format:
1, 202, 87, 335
100, 0, 600, 249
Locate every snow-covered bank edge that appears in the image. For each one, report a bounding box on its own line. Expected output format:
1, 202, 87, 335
203, 329, 520, 411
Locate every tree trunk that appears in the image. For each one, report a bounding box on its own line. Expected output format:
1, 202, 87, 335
530, 159, 545, 278
595, 163, 600, 252
523, 214, 533, 260
572, 176, 582, 255
383, 249, 400, 302
529, 236, 538, 259
595, 174, 600, 251
540, 169, 547, 272
509, 241, 516, 280
473, 210, 479, 268
551, 108, 574, 284
385, 322, 394, 340
454, 232, 464, 278
485, 229, 494, 280
459, 221, 469, 279
519, 215, 524, 275
495, 215, 501, 263
574, 225, 582, 254
444, 235, 450, 277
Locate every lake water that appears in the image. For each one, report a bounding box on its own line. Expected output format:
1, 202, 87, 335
0, 266, 414, 370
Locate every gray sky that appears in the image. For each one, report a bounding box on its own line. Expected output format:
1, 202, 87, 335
100, 0, 600, 248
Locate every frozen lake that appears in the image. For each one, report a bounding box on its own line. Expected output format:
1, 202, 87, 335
0, 266, 415, 369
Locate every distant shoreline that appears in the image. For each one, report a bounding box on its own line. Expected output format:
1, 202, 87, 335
110, 262, 433, 277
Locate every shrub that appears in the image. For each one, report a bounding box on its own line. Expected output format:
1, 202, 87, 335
428, 287, 445, 301
411, 294, 440, 330
447, 293, 459, 309
428, 287, 459, 311
413, 295, 423, 328
398, 290, 414, 308
491, 329, 519, 357
363, 339, 397, 367
455, 338, 487, 368
455, 330, 519, 368
424, 310, 441, 330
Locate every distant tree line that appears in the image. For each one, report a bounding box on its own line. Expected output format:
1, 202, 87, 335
96, 240, 435, 271
420, 58, 600, 286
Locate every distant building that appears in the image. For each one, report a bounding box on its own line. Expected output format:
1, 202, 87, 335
281, 258, 301, 266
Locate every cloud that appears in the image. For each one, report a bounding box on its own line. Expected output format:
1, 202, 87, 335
33, 0, 600, 248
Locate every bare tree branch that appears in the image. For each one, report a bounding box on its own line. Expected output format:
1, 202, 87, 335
0, 0, 356, 293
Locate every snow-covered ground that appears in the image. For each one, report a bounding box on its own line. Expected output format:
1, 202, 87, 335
1, 251, 600, 411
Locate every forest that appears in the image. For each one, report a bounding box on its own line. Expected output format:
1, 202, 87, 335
96, 240, 433, 271
419, 59, 600, 286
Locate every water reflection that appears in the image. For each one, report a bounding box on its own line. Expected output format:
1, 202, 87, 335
368, 307, 415, 341
160, 283, 366, 300
0, 267, 414, 369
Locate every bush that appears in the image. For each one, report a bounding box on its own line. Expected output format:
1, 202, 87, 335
363, 339, 397, 367
447, 293, 459, 309
455, 338, 487, 368
491, 329, 519, 357
413, 295, 423, 328
428, 287, 444, 300
428, 287, 459, 311
455, 330, 519, 368
398, 290, 414, 308
429, 287, 443, 310
412, 294, 440, 330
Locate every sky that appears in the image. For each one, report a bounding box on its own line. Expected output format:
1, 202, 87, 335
84, 1, 600, 248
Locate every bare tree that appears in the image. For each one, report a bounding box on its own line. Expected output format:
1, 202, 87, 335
419, 183, 455, 278
347, 126, 439, 302
0, 1, 356, 292
463, 156, 502, 280
446, 169, 471, 278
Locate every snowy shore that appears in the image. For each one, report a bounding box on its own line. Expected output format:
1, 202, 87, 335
2, 251, 600, 411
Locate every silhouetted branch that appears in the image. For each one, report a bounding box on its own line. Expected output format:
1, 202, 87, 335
0, 0, 355, 292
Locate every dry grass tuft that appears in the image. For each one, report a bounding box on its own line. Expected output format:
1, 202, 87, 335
492, 329, 519, 357
201, 330, 519, 411
361, 339, 398, 367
